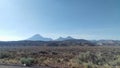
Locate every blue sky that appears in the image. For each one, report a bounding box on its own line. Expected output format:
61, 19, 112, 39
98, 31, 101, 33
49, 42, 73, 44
0, 0, 120, 41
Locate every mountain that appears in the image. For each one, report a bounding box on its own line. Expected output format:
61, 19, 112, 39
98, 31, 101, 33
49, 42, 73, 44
56, 36, 74, 41
27, 34, 53, 41
91, 40, 120, 46
46, 39, 95, 46
0, 39, 95, 46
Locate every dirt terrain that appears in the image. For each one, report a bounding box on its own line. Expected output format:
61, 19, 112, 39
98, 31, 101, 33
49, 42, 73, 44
0, 65, 49, 68
0, 46, 120, 68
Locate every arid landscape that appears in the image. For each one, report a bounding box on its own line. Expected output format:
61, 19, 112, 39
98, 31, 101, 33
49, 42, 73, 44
0, 45, 120, 68
0, 0, 119, 68
0, 34, 120, 68
0, 36, 120, 68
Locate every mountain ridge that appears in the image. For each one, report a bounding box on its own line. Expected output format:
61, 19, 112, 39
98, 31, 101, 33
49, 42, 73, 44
55, 36, 74, 41
26, 34, 75, 41
27, 34, 53, 41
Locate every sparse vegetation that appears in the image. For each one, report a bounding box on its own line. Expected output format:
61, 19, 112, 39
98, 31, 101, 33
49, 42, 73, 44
0, 46, 120, 68
20, 57, 35, 66
0, 52, 11, 59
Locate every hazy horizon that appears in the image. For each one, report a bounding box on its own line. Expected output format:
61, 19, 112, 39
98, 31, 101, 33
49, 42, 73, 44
0, 0, 120, 41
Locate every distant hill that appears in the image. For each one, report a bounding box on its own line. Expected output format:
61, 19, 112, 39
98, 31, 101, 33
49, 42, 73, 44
0, 34, 120, 46
52, 39, 95, 46
56, 36, 74, 41
27, 34, 53, 41
0, 39, 120, 47
26, 34, 75, 41
0, 39, 95, 46
91, 40, 120, 46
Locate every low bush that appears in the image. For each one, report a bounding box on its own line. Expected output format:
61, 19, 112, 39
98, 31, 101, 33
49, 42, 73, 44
20, 57, 35, 66
0, 52, 11, 59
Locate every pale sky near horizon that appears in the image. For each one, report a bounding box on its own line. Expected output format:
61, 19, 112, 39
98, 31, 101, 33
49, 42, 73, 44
0, 0, 120, 41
